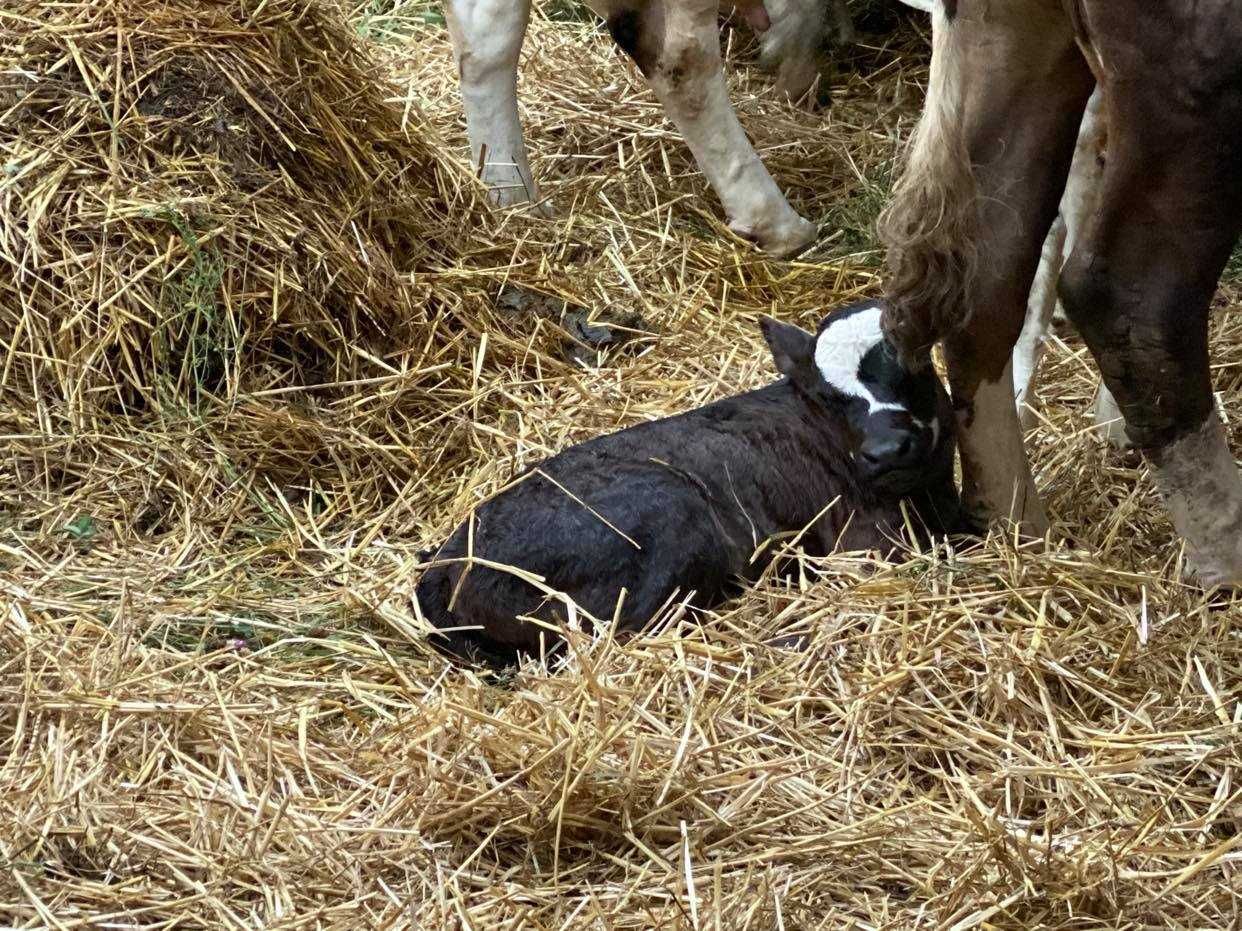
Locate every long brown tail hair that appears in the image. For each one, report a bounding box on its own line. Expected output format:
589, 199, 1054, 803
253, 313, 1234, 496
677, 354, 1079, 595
877, 5, 979, 366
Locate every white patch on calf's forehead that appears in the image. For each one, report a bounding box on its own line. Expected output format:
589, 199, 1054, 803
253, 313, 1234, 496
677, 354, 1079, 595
813, 306, 905, 415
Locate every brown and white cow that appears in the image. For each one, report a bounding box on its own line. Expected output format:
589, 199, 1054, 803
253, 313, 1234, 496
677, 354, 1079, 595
444, 0, 849, 257
880, 0, 1242, 586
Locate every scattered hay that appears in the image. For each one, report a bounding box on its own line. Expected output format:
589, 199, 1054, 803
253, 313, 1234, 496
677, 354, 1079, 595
0, 0, 586, 541
2, 1, 1240, 927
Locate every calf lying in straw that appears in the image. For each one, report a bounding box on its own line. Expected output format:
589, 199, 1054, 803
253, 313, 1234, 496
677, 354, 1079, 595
417, 300, 963, 667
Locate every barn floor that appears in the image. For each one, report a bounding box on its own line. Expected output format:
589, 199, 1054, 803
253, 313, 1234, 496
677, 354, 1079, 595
3, 1, 1241, 927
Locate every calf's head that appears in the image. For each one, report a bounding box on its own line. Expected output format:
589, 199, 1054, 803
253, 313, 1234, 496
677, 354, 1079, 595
761, 300, 954, 497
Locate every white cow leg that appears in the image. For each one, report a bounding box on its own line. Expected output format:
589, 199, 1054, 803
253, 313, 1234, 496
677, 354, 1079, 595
1092, 382, 1131, 449
1012, 86, 1107, 428
446, 0, 544, 210
1060, 88, 1106, 257
601, 0, 816, 257
1013, 214, 1066, 429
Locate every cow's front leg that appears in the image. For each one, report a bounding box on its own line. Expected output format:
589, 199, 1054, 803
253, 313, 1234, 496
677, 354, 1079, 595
446, 0, 546, 211
882, 1, 1095, 534
602, 0, 816, 257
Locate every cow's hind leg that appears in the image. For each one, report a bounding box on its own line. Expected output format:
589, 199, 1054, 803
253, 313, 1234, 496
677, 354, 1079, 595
1013, 87, 1108, 432
1091, 385, 1128, 448
883, 1, 1094, 533
755, 0, 834, 106
601, 0, 816, 257
446, 0, 545, 210
1059, 12, 1242, 586
1014, 213, 1066, 429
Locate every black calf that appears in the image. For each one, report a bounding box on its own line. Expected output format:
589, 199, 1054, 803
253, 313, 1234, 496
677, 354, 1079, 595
417, 301, 962, 667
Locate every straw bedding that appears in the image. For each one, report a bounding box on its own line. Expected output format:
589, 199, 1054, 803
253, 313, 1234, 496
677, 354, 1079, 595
2, 0, 1240, 926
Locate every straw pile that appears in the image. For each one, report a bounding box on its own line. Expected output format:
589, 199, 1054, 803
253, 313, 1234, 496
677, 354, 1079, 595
2, 1, 1240, 926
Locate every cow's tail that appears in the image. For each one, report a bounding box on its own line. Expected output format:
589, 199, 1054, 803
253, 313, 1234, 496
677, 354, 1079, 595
877, 2, 979, 366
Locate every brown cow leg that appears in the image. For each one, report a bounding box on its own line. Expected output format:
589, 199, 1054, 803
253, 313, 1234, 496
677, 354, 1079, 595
1058, 8, 1242, 586
908, 2, 1094, 533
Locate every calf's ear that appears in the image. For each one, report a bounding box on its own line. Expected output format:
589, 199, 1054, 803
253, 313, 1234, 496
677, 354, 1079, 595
760, 316, 815, 378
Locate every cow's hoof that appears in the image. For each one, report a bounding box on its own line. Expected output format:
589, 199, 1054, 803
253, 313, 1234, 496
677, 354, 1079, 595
496, 283, 556, 318
815, 78, 834, 110
962, 488, 1051, 542
773, 56, 831, 111
951, 499, 1044, 543
1183, 528, 1242, 592
1018, 401, 1039, 432
487, 186, 526, 208
1097, 419, 1131, 451
528, 198, 556, 219
480, 166, 552, 217
733, 213, 817, 259
1185, 556, 1242, 592
488, 189, 554, 219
